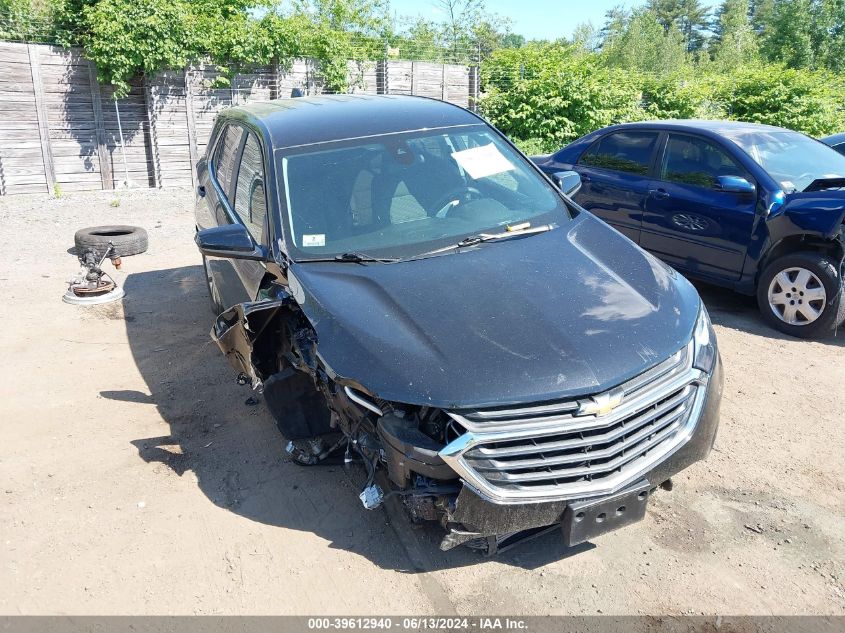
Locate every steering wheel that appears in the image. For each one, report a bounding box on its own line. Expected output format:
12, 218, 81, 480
433, 186, 483, 218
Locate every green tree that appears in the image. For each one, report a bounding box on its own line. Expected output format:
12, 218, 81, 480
292, 0, 389, 35
472, 14, 513, 61
760, 0, 815, 68
749, 0, 775, 33
810, 0, 845, 71
501, 32, 525, 48
647, 0, 711, 51
400, 17, 441, 59
0, 0, 49, 41
82, 0, 193, 94
434, 0, 483, 62
603, 8, 689, 74
711, 0, 758, 68
571, 21, 600, 52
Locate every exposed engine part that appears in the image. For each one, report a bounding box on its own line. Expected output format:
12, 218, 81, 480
63, 242, 125, 306
403, 494, 441, 523
285, 435, 345, 466
359, 483, 384, 510
343, 386, 383, 416
377, 414, 458, 486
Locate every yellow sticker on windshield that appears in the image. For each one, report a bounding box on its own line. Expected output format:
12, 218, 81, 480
451, 143, 515, 180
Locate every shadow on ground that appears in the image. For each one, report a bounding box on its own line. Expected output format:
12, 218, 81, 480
114, 265, 577, 572
692, 281, 845, 348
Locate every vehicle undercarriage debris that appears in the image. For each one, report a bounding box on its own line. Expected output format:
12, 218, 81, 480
63, 243, 125, 305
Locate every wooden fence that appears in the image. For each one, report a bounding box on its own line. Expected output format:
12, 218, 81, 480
0, 42, 480, 196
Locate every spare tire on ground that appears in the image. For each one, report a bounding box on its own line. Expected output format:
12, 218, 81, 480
74, 225, 148, 257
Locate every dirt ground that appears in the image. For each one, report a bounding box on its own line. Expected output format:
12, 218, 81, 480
1, 189, 843, 616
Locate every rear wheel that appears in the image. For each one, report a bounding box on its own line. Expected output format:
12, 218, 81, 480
756, 252, 844, 339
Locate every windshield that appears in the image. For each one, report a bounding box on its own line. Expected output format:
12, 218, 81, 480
278, 125, 570, 260
722, 129, 845, 193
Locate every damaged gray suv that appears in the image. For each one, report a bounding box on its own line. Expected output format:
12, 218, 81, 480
194, 95, 723, 554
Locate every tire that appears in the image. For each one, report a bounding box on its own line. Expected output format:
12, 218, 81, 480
202, 255, 225, 316
756, 251, 845, 339
74, 225, 148, 257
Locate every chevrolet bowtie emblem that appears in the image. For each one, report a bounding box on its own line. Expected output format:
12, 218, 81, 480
577, 388, 625, 417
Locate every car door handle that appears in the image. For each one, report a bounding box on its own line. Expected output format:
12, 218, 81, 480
197, 185, 206, 198
649, 188, 669, 199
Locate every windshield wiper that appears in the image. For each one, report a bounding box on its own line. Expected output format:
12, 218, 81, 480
298, 252, 400, 264
416, 223, 555, 258
333, 252, 400, 263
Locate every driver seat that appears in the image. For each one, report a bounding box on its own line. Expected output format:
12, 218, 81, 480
371, 152, 465, 225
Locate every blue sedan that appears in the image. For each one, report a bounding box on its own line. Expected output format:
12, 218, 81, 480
534, 121, 845, 338
822, 132, 845, 155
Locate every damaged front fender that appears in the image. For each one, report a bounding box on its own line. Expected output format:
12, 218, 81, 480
211, 298, 290, 390
210, 294, 335, 441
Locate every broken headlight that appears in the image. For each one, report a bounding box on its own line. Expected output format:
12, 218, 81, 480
692, 304, 717, 374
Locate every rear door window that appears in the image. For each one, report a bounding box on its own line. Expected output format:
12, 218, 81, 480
212, 124, 245, 203
578, 131, 659, 176
660, 134, 751, 189
233, 133, 268, 241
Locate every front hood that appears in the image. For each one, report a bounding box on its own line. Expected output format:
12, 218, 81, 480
289, 213, 701, 409
778, 189, 845, 239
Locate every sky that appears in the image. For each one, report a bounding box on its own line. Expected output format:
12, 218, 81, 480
389, 0, 721, 41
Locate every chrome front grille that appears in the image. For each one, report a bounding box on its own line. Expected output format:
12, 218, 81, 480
439, 342, 707, 504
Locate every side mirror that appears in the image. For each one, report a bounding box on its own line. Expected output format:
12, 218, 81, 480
716, 175, 756, 195
553, 170, 582, 196
195, 224, 266, 261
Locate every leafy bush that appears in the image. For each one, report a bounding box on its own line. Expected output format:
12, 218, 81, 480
712, 66, 845, 137
82, 0, 192, 96
480, 43, 845, 152
480, 45, 648, 153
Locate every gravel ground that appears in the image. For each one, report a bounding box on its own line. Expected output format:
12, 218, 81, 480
0, 189, 843, 616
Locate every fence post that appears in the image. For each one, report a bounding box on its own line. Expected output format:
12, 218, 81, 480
441, 63, 448, 101
143, 76, 161, 188
411, 61, 418, 95
184, 67, 199, 190
469, 65, 480, 112
27, 44, 55, 195
376, 60, 388, 95
87, 60, 113, 190
271, 57, 279, 100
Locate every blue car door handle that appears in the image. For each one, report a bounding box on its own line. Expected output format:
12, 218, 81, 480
649, 188, 669, 199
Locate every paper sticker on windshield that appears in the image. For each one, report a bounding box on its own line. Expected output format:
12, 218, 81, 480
302, 234, 325, 247
451, 143, 515, 180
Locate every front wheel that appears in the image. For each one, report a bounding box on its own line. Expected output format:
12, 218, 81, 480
202, 255, 225, 316
756, 252, 845, 339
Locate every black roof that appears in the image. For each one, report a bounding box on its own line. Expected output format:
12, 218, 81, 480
221, 94, 483, 149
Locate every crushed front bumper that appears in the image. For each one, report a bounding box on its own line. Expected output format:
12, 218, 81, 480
441, 357, 723, 547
